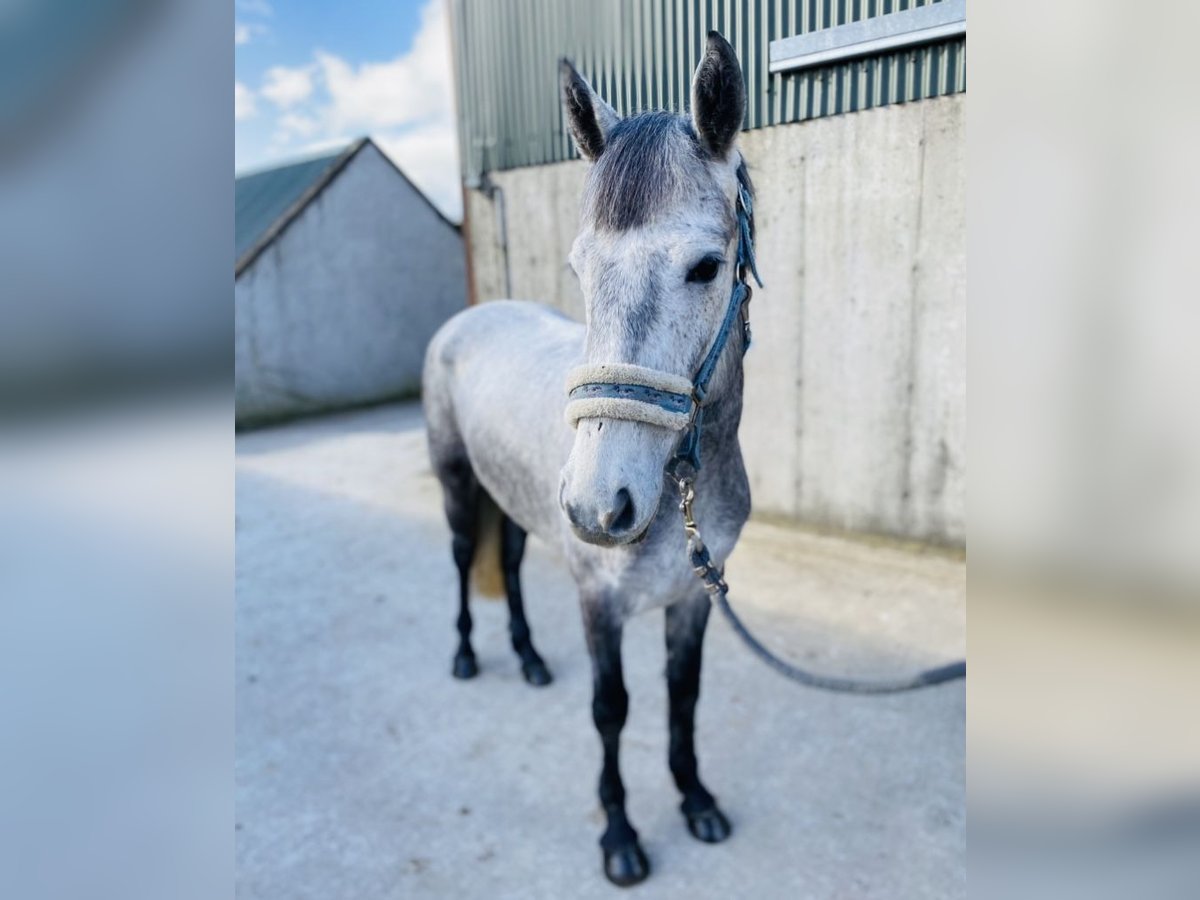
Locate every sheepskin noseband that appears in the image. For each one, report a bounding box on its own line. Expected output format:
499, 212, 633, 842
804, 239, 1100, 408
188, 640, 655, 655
564, 363, 695, 431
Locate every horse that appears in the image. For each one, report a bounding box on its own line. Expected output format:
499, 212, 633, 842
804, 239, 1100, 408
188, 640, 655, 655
423, 31, 755, 887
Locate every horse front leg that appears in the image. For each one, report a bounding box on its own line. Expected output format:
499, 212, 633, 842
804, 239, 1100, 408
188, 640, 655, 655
583, 600, 650, 887
665, 594, 732, 843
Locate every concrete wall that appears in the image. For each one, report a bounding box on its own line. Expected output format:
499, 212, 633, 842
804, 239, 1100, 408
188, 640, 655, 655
464, 95, 964, 545
236, 143, 466, 424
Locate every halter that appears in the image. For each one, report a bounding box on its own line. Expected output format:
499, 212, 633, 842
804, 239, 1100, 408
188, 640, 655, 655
564, 180, 763, 473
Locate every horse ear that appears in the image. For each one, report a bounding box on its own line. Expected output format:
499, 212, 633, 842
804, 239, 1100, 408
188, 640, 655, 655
560, 58, 619, 161
690, 32, 745, 158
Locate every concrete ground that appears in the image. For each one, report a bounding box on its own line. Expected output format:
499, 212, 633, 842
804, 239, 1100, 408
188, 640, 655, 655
236, 402, 964, 899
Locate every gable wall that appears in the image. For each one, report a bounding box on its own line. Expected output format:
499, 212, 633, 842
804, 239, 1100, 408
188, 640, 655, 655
236, 144, 466, 424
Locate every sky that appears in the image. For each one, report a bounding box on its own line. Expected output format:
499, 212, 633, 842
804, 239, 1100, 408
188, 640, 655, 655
234, 0, 462, 221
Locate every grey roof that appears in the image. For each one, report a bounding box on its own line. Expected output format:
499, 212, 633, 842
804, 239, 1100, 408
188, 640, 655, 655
234, 137, 458, 277
236, 150, 341, 261
235, 140, 359, 275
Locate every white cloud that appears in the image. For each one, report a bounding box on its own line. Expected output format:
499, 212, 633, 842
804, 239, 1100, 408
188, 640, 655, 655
235, 82, 257, 121
261, 65, 315, 109
235, 22, 267, 45
296, 136, 355, 157
316, 0, 454, 132
244, 0, 461, 220
276, 112, 319, 139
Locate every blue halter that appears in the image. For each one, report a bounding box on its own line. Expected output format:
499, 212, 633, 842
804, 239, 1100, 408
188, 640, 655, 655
669, 181, 762, 473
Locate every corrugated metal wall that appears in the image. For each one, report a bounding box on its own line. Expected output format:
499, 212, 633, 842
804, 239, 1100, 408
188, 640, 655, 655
450, 0, 966, 181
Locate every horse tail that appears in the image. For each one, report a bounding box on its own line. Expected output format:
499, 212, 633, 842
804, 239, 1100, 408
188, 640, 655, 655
471, 490, 506, 600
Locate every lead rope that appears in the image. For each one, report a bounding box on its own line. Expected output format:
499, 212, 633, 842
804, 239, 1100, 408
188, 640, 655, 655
670, 179, 965, 695
674, 474, 966, 694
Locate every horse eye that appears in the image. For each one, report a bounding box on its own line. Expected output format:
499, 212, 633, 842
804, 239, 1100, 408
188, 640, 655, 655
686, 255, 723, 284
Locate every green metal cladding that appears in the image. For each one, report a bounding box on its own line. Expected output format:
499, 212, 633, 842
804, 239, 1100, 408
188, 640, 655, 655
450, 0, 966, 181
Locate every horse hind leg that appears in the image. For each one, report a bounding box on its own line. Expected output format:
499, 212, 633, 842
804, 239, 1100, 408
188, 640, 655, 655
499, 515, 552, 687
435, 454, 482, 679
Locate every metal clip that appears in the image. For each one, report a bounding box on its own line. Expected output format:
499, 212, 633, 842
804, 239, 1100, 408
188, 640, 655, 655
677, 476, 699, 539
676, 473, 731, 597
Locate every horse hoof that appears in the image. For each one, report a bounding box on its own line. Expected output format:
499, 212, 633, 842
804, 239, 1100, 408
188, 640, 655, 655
522, 660, 553, 687
603, 843, 650, 887
452, 654, 478, 680
685, 806, 732, 844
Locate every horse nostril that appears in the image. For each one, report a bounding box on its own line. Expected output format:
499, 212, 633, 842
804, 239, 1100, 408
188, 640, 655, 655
604, 488, 636, 534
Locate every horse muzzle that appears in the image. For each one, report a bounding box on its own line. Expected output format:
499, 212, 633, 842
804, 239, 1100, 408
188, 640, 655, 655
561, 488, 644, 546
559, 418, 670, 547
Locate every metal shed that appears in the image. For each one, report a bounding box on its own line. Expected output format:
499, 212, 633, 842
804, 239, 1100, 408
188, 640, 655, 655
449, 0, 965, 182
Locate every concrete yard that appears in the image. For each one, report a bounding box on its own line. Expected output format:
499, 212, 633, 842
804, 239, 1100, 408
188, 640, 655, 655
236, 402, 965, 899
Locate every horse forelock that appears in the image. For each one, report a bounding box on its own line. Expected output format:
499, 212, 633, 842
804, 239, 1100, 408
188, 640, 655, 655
582, 112, 719, 232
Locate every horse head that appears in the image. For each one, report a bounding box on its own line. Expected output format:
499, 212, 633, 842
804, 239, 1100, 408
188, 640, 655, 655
557, 32, 750, 547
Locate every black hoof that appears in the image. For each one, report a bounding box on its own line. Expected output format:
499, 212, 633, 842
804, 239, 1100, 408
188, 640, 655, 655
451, 653, 478, 680
685, 805, 732, 844
603, 843, 650, 888
521, 659, 553, 687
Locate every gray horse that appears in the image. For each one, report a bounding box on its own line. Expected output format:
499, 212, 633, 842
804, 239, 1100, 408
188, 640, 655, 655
423, 32, 752, 887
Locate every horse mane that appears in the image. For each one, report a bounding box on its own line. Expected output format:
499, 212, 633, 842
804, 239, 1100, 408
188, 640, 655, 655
735, 156, 755, 244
